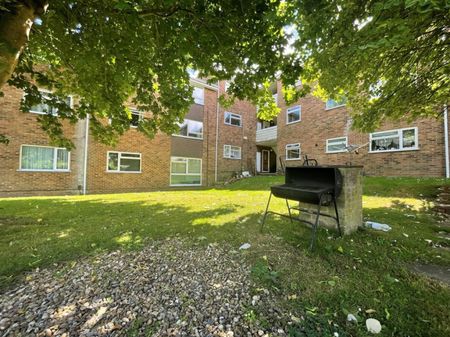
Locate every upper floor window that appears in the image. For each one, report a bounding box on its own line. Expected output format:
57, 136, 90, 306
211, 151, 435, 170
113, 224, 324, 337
286, 143, 301, 160
20, 145, 70, 172
193, 87, 204, 105
107, 151, 141, 173
224, 112, 242, 127
29, 90, 72, 115
325, 98, 347, 110
326, 137, 348, 153
370, 127, 418, 153
257, 119, 276, 130
224, 145, 242, 159
176, 119, 203, 139
286, 105, 301, 124
130, 109, 143, 128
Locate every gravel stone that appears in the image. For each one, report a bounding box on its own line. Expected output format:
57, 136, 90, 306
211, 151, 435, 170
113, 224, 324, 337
0, 239, 292, 336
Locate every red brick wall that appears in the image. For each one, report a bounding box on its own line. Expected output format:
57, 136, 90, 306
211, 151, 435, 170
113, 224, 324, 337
215, 81, 257, 181
276, 82, 447, 177
0, 85, 82, 196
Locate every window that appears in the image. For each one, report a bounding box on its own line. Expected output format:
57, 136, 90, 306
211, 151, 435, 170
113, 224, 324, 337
130, 109, 143, 128
107, 152, 141, 173
224, 112, 242, 127
286, 106, 301, 124
29, 90, 72, 115
286, 143, 301, 160
370, 127, 418, 153
193, 87, 204, 105
325, 98, 347, 110
326, 137, 348, 153
175, 119, 203, 139
223, 145, 242, 159
170, 157, 202, 186
20, 145, 70, 171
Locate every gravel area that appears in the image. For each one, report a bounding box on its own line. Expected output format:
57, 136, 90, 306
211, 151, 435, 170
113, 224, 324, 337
0, 239, 290, 337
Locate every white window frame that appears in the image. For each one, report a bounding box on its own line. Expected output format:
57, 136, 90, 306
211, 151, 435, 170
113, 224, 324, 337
326, 137, 348, 153
325, 98, 346, 110
369, 127, 419, 153
129, 109, 144, 128
106, 151, 142, 173
28, 89, 73, 115
224, 112, 242, 127
286, 105, 301, 125
223, 145, 242, 159
173, 119, 203, 140
170, 156, 202, 186
193, 87, 204, 105
286, 143, 301, 160
19, 145, 71, 172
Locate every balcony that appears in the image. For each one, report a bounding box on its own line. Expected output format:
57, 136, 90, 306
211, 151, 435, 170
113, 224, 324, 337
256, 126, 277, 146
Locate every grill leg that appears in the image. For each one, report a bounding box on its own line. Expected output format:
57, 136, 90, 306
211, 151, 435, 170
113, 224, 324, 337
333, 194, 342, 236
285, 199, 293, 224
310, 194, 323, 251
260, 192, 272, 232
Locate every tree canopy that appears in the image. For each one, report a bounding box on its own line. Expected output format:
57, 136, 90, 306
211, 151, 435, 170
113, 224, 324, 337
0, 0, 302, 147
0, 0, 449, 147
295, 0, 449, 130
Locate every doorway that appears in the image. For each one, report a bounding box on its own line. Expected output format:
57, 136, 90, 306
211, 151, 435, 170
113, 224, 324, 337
262, 150, 270, 172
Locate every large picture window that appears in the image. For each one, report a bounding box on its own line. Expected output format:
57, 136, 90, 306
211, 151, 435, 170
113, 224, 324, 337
223, 145, 242, 159
175, 119, 203, 139
20, 145, 70, 171
286, 143, 301, 160
170, 157, 202, 186
224, 112, 242, 127
107, 152, 141, 173
29, 90, 72, 115
326, 137, 348, 153
286, 106, 301, 124
370, 128, 418, 153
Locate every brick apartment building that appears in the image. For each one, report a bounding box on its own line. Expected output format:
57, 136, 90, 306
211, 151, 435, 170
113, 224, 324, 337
256, 81, 450, 178
0, 77, 256, 196
0, 78, 448, 197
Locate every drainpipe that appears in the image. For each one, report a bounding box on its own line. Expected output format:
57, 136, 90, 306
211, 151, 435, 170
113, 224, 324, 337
82, 114, 90, 194
214, 82, 220, 183
444, 104, 449, 179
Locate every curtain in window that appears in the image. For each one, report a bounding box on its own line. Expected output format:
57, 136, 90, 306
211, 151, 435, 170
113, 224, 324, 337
21, 146, 54, 170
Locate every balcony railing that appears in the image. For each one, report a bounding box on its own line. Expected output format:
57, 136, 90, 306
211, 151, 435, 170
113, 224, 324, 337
256, 126, 277, 145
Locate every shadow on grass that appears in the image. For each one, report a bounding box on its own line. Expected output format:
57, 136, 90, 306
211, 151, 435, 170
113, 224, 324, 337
0, 195, 316, 287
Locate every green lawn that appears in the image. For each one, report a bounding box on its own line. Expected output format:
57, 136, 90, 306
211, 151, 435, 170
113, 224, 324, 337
1, 176, 450, 336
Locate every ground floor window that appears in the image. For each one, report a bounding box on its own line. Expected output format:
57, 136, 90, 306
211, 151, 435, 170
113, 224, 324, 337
370, 127, 418, 152
223, 145, 241, 159
20, 145, 70, 171
326, 137, 348, 153
286, 143, 301, 160
107, 152, 141, 173
170, 157, 202, 186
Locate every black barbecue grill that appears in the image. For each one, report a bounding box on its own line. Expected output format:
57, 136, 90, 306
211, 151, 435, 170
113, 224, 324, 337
261, 166, 343, 250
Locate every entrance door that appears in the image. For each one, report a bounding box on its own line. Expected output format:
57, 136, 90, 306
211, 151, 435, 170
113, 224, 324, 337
262, 150, 270, 172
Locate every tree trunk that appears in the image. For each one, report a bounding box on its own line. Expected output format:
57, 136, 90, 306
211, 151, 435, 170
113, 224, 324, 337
0, 0, 48, 88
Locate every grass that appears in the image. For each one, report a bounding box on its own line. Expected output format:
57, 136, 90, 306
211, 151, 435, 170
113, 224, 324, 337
1, 176, 450, 336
